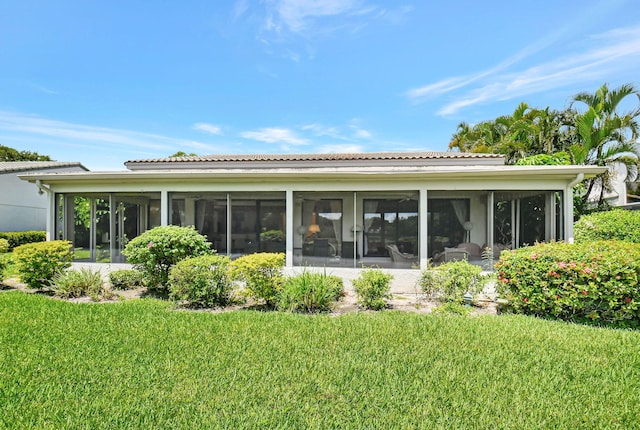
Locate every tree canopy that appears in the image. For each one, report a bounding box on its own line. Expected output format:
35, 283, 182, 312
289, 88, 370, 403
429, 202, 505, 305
0, 145, 51, 162
448, 83, 640, 210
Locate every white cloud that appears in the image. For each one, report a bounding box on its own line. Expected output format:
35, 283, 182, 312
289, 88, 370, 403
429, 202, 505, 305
274, 0, 371, 33
406, 23, 640, 116
193, 122, 223, 135
240, 127, 308, 145
353, 129, 372, 138
0, 110, 225, 169
301, 123, 343, 138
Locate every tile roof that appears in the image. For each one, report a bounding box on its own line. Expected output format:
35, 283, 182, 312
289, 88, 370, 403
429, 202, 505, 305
126, 151, 504, 164
0, 161, 87, 173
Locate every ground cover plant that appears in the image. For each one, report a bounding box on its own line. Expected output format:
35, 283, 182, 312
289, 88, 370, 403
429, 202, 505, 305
277, 271, 344, 313
0, 292, 638, 428
50, 267, 113, 301
108, 269, 145, 290
496, 240, 640, 328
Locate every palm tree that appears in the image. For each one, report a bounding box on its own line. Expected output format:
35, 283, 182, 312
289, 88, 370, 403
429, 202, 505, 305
569, 83, 640, 207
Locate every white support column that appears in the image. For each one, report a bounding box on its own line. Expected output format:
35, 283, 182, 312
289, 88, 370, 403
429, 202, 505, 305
285, 189, 294, 267
546, 192, 556, 242
515, 199, 520, 247
353, 192, 358, 268
564, 187, 575, 243
109, 194, 116, 262
486, 191, 494, 251
160, 190, 169, 226
419, 189, 428, 270
46, 191, 55, 241
226, 193, 232, 256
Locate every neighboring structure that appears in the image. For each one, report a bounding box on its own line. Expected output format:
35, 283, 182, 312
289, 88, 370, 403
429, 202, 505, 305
20, 152, 605, 269
1, 161, 88, 232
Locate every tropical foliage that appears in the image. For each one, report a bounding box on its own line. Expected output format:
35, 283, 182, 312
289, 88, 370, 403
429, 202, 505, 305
449, 83, 640, 212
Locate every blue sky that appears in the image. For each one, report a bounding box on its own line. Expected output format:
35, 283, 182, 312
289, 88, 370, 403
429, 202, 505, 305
1, 0, 639, 170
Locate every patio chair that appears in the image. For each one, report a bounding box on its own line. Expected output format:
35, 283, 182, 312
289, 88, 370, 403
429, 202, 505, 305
386, 244, 419, 264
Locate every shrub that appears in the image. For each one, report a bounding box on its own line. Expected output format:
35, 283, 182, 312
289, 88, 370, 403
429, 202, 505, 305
51, 268, 111, 301
420, 260, 485, 304
432, 302, 472, 315
278, 271, 344, 313
13, 241, 73, 289
574, 209, 640, 243
109, 269, 145, 290
0, 255, 6, 283
0, 239, 9, 254
352, 268, 393, 310
169, 255, 232, 308
0, 231, 46, 250
122, 226, 212, 290
230, 253, 285, 307
495, 241, 640, 328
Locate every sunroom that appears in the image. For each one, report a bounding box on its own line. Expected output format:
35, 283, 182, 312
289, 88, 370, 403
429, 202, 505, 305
21, 152, 605, 270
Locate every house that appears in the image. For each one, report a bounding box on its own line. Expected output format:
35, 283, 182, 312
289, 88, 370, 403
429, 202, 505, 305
1, 161, 88, 232
19, 152, 605, 269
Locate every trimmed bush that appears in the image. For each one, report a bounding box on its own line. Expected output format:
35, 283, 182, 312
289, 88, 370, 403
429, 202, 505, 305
0, 231, 46, 250
109, 269, 145, 290
51, 268, 111, 301
169, 255, 232, 308
352, 268, 393, 310
575, 209, 640, 243
420, 260, 485, 303
122, 226, 212, 290
230, 253, 285, 307
495, 241, 640, 328
0, 239, 9, 254
278, 271, 344, 313
13, 241, 72, 289
0, 254, 6, 282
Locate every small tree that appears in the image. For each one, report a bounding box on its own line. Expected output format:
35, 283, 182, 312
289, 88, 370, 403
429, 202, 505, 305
122, 226, 212, 289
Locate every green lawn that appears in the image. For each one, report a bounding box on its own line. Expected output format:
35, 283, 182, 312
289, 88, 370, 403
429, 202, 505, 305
1, 292, 639, 429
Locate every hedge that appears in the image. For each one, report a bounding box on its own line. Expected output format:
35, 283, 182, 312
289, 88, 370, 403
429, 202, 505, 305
574, 209, 640, 243
0, 231, 46, 250
495, 241, 640, 328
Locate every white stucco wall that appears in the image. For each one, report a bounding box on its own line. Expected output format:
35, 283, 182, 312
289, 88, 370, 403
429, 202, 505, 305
0, 173, 48, 231
1, 166, 86, 232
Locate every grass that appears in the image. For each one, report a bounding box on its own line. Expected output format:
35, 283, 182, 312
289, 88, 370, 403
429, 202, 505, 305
1, 292, 639, 429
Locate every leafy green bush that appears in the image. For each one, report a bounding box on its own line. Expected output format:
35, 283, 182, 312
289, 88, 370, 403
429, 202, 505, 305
169, 255, 233, 308
278, 271, 344, 313
432, 302, 472, 315
0, 231, 46, 250
51, 268, 111, 301
13, 241, 73, 289
495, 241, 640, 328
122, 226, 212, 290
109, 269, 145, 290
0, 239, 9, 254
0, 254, 6, 283
230, 253, 285, 307
574, 209, 640, 243
352, 268, 393, 310
420, 260, 485, 303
